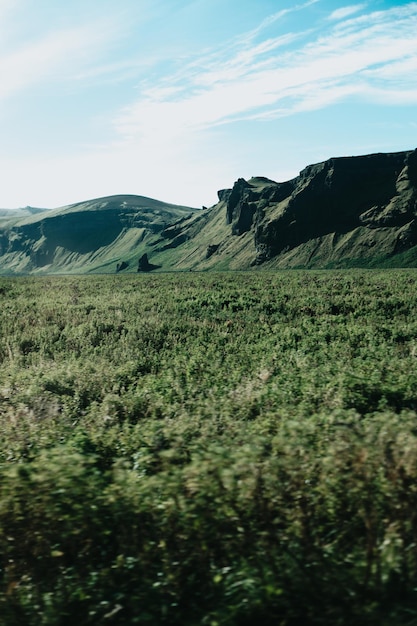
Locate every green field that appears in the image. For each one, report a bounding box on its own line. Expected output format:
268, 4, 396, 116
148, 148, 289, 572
1, 270, 417, 625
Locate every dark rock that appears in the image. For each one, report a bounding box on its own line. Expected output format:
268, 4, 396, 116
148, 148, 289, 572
224, 178, 262, 235
137, 253, 160, 272
260, 180, 295, 204
206, 244, 220, 259
217, 188, 232, 202
226, 178, 252, 226
116, 260, 129, 272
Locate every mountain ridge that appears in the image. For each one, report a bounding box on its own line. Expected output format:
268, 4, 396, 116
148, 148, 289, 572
0, 195, 197, 274
1, 149, 416, 274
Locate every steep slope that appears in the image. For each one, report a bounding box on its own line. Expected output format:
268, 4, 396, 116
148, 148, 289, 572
0, 195, 197, 274
147, 149, 417, 270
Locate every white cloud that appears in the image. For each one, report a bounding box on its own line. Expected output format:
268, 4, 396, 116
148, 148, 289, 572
0, 0, 17, 19
0, 13, 119, 101
115, 2, 417, 148
240, 0, 319, 42
327, 4, 366, 21
191, 34, 302, 87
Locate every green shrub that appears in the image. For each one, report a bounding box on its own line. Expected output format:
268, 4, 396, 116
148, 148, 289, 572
2, 271, 417, 624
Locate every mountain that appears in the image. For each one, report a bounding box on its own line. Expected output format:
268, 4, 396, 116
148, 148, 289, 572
0, 195, 197, 274
0, 149, 416, 274
0, 206, 48, 225
146, 148, 417, 271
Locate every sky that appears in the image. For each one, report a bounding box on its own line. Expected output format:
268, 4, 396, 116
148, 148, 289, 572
0, 0, 416, 209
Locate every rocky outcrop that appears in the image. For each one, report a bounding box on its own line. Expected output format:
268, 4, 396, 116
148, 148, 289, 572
137, 253, 160, 272
137, 149, 417, 270
206, 244, 220, 259
249, 150, 417, 265
224, 176, 296, 239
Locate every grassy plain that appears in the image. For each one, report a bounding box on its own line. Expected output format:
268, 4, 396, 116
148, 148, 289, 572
1, 270, 417, 625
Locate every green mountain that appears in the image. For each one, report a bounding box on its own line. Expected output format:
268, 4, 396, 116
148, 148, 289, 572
0, 206, 48, 227
0, 195, 197, 274
147, 148, 417, 271
1, 149, 417, 274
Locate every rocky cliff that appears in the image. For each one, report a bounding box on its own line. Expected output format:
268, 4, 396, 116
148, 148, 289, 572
251, 150, 417, 266
155, 149, 417, 271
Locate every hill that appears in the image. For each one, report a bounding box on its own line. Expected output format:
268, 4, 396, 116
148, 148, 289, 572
0, 206, 48, 227
0, 149, 416, 273
0, 195, 197, 274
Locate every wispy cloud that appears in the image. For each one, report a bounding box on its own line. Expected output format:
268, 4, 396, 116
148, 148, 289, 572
115, 2, 417, 148
0, 0, 17, 19
327, 4, 366, 21
0, 15, 118, 101
0, 0, 20, 41
240, 0, 320, 43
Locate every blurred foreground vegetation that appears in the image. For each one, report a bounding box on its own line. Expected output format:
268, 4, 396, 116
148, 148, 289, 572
1, 270, 417, 625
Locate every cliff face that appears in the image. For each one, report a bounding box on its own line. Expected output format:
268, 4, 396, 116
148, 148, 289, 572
214, 149, 417, 268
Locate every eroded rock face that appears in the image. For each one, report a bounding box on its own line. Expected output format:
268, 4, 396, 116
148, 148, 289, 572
225, 177, 290, 236
249, 150, 417, 264
226, 178, 252, 229
217, 188, 232, 203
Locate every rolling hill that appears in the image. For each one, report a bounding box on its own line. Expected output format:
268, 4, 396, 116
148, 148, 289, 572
0, 149, 416, 274
0, 195, 197, 274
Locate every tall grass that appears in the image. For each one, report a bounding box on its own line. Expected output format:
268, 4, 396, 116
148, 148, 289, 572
1, 270, 417, 624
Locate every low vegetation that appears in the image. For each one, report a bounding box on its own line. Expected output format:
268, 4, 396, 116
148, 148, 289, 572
1, 270, 417, 625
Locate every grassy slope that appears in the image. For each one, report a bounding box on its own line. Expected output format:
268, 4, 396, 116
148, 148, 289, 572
259, 226, 411, 269
0, 195, 197, 275
147, 196, 259, 271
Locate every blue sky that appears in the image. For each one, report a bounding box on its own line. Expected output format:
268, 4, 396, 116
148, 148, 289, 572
0, 0, 416, 208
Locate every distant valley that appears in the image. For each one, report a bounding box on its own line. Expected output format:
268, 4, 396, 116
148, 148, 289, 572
1, 149, 417, 274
